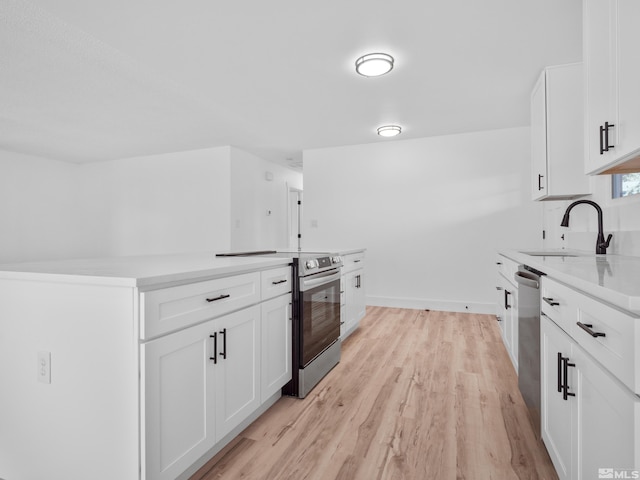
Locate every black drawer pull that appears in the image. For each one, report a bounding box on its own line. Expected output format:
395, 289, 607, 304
496, 286, 503, 291
206, 294, 230, 303
543, 297, 559, 306
271, 279, 287, 285
577, 322, 606, 338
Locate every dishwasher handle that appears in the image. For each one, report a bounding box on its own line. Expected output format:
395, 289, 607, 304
514, 271, 539, 289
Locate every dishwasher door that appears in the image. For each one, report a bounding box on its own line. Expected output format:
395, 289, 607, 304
514, 266, 542, 437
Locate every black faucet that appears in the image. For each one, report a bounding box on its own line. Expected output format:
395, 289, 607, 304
560, 200, 613, 254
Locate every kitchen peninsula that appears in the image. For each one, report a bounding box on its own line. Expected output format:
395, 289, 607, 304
0, 252, 294, 480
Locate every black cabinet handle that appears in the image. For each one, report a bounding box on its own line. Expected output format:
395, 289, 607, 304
271, 279, 287, 285
600, 122, 615, 154
504, 289, 511, 309
577, 322, 606, 338
604, 121, 615, 152
496, 315, 502, 322
496, 262, 502, 265
543, 297, 559, 306
209, 333, 217, 364
206, 294, 230, 303
562, 357, 576, 400
219, 328, 227, 360
496, 286, 503, 291
557, 352, 563, 393
538, 174, 544, 191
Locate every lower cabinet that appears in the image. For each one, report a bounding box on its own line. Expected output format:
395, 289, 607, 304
343, 268, 365, 337
541, 315, 574, 480
143, 305, 261, 480
541, 315, 639, 479
260, 294, 292, 403
495, 256, 519, 372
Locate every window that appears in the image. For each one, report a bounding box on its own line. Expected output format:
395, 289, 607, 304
612, 173, 640, 198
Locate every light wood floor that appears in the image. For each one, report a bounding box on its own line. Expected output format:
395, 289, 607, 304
191, 307, 558, 480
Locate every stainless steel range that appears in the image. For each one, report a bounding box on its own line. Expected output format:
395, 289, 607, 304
216, 251, 342, 398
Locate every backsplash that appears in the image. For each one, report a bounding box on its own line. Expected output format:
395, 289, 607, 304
542, 175, 640, 257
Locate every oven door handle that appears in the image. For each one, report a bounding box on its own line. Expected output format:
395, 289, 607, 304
300, 269, 341, 292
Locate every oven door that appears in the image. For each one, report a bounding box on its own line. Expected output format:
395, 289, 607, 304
299, 269, 341, 367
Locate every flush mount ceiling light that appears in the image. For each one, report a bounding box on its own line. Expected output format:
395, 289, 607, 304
355, 53, 394, 77
377, 125, 402, 137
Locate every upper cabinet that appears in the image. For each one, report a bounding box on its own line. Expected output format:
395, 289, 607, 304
584, 0, 640, 174
531, 63, 590, 200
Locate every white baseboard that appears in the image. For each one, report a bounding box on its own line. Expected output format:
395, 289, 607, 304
366, 295, 496, 315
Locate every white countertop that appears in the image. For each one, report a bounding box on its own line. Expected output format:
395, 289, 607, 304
303, 247, 366, 256
500, 249, 640, 315
0, 252, 292, 288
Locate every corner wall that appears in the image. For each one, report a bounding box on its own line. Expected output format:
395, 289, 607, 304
230, 147, 303, 252
301, 127, 542, 313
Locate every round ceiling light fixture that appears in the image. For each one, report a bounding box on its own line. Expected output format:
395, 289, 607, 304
377, 125, 402, 137
355, 53, 394, 77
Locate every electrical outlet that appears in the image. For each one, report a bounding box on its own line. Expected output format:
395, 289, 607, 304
37, 351, 51, 384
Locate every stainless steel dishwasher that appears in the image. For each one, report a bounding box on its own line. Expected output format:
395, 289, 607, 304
514, 264, 544, 437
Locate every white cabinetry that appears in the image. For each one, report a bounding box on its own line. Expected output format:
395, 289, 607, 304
341, 251, 366, 340
0, 259, 293, 480
584, 0, 640, 174
530, 63, 589, 200
143, 306, 260, 480
260, 267, 292, 403
540, 277, 640, 479
143, 265, 292, 480
495, 255, 519, 371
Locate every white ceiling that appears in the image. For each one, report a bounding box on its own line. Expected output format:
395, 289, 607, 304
1, 0, 582, 170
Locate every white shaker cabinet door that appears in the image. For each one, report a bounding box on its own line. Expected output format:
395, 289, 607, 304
215, 305, 261, 442
541, 316, 575, 480
574, 345, 639, 479
584, 0, 640, 174
142, 319, 217, 480
261, 294, 292, 403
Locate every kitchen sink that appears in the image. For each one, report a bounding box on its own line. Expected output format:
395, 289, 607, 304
519, 251, 579, 257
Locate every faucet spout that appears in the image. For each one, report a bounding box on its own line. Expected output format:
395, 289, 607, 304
560, 200, 612, 254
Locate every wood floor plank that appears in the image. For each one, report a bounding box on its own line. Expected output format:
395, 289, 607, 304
191, 306, 558, 480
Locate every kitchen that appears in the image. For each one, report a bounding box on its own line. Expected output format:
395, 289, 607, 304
1, 0, 640, 479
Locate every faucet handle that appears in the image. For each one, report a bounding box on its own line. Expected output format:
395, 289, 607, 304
601, 233, 613, 249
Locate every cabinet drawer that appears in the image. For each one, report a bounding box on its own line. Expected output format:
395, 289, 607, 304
261, 266, 292, 300
141, 272, 260, 339
342, 251, 365, 273
568, 289, 640, 395
540, 277, 576, 334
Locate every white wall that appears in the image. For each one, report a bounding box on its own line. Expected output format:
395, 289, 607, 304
0, 146, 302, 264
542, 174, 640, 256
302, 127, 542, 313
230, 147, 303, 251
81, 147, 232, 257
0, 150, 90, 263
